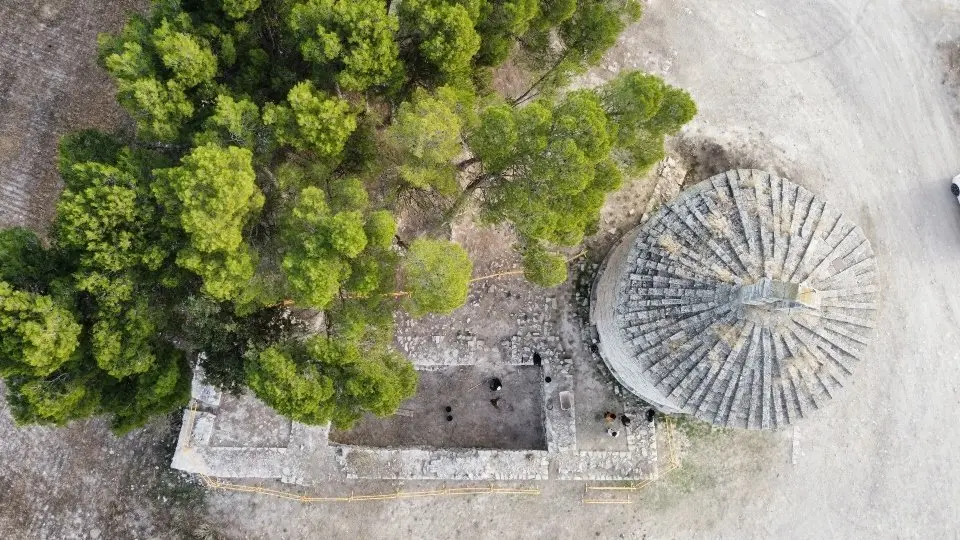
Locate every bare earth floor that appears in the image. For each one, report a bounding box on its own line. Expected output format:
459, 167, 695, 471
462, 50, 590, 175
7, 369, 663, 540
330, 366, 547, 451
4, 0, 960, 538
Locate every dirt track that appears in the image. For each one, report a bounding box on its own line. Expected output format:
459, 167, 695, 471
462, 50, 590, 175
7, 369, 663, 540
4, 0, 960, 538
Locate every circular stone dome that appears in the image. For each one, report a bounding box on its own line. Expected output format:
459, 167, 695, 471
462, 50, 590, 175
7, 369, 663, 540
591, 170, 878, 429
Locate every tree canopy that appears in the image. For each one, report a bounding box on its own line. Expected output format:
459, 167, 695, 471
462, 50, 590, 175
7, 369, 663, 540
246, 336, 416, 428
0, 0, 695, 431
0, 282, 81, 378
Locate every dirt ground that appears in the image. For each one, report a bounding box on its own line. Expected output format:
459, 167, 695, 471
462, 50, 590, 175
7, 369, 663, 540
330, 366, 547, 451
5, 0, 960, 538
0, 384, 208, 539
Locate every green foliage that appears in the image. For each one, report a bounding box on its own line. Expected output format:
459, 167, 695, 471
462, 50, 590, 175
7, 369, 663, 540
154, 144, 264, 300
56, 163, 164, 274
152, 20, 219, 88
521, 245, 568, 287
196, 94, 264, 150
246, 336, 416, 428
222, 0, 261, 19
280, 187, 367, 308
470, 103, 518, 171
473, 71, 694, 280
364, 210, 397, 250
474, 0, 539, 66
98, 15, 201, 142
531, 0, 577, 28
1, 0, 695, 432
177, 296, 302, 393
74, 272, 136, 314
104, 41, 155, 80
104, 345, 191, 434
288, 0, 401, 92
90, 300, 157, 378
0, 228, 47, 290
398, 0, 482, 85
327, 211, 369, 257
388, 87, 464, 194
245, 345, 332, 424
0, 282, 81, 378
601, 71, 697, 172
344, 254, 394, 298
116, 78, 194, 141
329, 177, 370, 211
263, 81, 356, 158
57, 130, 124, 176
156, 144, 262, 253
519, 0, 642, 96
309, 340, 415, 425
178, 246, 258, 302
6, 373, 101, 427
401, 239, 472, 316
479, 91, 617, 247
329, 294, 396, 347
341, 115, 380, 173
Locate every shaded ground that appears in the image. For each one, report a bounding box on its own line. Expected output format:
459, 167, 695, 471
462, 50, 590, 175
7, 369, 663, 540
330, 366, 547, 451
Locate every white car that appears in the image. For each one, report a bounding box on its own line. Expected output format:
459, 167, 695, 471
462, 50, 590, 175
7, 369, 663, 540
953, 175, 960, 198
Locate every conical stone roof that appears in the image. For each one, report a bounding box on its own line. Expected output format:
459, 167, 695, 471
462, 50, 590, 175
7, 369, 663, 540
591, 170, 878, 429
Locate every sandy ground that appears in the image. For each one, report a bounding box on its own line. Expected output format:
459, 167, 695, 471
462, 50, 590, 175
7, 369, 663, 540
4, 0, 960, 537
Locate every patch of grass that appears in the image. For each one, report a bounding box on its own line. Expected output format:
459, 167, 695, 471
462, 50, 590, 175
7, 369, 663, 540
671, 415, 731, 440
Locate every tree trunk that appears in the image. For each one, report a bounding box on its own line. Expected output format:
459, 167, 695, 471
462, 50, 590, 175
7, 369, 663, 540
511, 51, 571, 106
456, 156, 481, 170
429, 172, 497, 235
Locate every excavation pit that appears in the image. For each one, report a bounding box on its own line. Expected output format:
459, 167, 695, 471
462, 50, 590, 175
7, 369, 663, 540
329, 365, 547, 451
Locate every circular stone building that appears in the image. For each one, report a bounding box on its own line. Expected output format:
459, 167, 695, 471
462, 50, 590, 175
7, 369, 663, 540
591, 170, 878, 429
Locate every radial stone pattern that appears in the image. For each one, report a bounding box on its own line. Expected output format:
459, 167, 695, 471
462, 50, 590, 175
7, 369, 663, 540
591, 170, 878, 429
